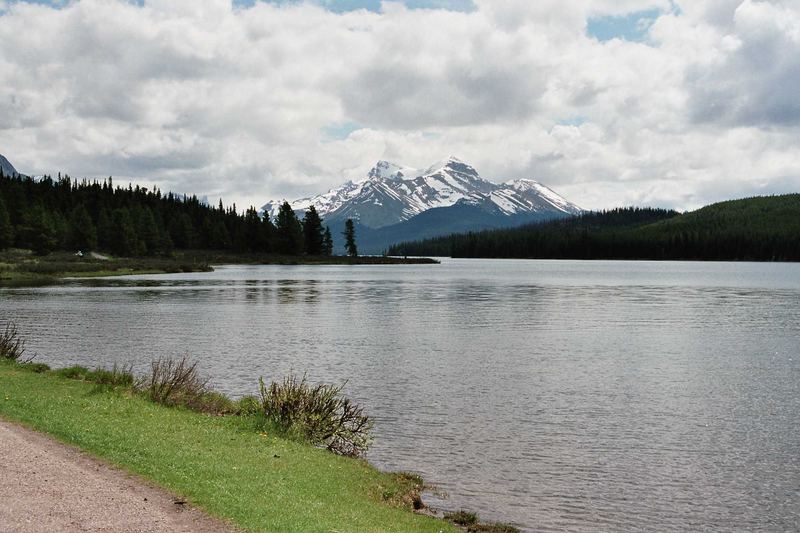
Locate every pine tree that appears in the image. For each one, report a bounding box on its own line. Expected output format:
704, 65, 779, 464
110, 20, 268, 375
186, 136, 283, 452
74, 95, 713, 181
0, 195, 14, 249
302, 206, 324, 255
275, 201, 303, 255
322, 226, 333, 256
134, 207, 160, 254
22, 204, 58, 255
96, 208, 114, 251
343, 218, 358, 257
111, 208, 138, 256
244, 206, 265, 252
67, 204, 97, 250
168, 213, 195, 249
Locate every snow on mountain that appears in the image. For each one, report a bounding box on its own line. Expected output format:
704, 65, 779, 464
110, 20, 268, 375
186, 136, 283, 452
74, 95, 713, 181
0, 154, 19, 177
261, 156, 581, 228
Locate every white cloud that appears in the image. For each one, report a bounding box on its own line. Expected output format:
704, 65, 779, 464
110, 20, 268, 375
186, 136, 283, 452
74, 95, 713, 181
0, 0, 798, 211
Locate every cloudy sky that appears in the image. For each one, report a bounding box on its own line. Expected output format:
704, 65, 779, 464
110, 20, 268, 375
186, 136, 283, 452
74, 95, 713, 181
1, 0, 798, 211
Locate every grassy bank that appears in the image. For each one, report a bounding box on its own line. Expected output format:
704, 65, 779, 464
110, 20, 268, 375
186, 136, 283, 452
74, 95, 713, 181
0, 249, 213, 286
0, 249, 438, 287
0, 359, 456, 533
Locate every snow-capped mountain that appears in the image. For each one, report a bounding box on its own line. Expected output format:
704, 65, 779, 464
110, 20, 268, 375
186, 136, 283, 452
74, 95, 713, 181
0, 154, 19, 177
262, 156, 581, 229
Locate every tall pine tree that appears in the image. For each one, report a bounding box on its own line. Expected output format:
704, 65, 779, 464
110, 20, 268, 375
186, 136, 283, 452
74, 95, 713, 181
343, 218, 358, 257
302, 206, 324, 255
322, 226, 333, 256
275, 201, 303, 255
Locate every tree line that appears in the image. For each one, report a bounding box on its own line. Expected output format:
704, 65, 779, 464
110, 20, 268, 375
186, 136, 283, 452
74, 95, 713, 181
388, 197, 800, 262
0, 169, 358, 257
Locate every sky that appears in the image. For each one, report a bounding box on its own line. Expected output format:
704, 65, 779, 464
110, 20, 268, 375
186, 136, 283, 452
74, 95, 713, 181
0, 0, 798, 211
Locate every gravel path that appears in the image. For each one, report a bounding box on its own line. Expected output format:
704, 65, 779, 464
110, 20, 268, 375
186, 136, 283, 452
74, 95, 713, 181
0, 419, 236, 532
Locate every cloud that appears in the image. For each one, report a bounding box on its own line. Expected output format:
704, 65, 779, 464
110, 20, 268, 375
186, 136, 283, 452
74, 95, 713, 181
0, 0, 798, 211
681, 1, 800, 127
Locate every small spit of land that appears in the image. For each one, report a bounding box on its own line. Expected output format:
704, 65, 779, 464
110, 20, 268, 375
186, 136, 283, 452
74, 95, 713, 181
0, 248, 437, 287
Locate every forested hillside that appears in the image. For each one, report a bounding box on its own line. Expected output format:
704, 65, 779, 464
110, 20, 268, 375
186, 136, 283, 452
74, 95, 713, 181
388, 195, 800, 261
0, 170, 333, 256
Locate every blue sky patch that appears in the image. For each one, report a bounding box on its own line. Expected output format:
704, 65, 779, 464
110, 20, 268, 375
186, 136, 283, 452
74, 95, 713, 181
322, 121, 362, 140
587, 8, 662, 43
556, 117, 587, 127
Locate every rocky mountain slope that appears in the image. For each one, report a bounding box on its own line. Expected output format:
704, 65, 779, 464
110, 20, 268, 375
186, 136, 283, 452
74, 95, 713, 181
262, 157, 581, 230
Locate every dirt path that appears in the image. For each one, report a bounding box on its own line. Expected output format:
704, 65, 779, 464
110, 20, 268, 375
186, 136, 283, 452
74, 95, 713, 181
0, 419, 236, 532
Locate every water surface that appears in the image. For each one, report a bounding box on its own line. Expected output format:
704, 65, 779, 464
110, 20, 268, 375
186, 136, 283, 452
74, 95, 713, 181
2, 259, 799, 531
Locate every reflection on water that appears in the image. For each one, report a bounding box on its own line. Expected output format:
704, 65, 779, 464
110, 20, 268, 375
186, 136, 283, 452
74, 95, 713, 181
3, 259, 800, 531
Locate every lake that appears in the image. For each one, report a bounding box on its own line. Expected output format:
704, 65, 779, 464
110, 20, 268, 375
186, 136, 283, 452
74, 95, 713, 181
2, 259, 799, 531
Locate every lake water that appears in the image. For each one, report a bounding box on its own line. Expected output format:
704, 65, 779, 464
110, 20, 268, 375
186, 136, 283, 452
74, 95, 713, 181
2, 259, 799, 531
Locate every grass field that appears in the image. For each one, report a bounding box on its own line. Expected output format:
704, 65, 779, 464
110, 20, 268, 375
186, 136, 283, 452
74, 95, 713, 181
0, 360, 457, 533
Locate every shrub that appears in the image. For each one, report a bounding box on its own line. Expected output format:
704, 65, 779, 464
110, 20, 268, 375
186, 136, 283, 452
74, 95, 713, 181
194, 390, 236, 415
0, 322, 27, 361
20, 362, 50, 373
258, 372, 373, 457
136, 356, 211, 410
57, 365, 91, 380
236, 395, 261, 416
381, 472, 425, 510
443, 511, 520, 533
445, 510, 478, 526
87, 364, 135, 387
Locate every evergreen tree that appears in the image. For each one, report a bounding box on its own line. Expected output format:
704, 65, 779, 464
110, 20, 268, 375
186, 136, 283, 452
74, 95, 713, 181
322, 226, 333, 256
0, 195, 13, 249
244, 206, 265, 252
343, 218, 358, 257
302, 206, 324, 255
134, 207, 160, 254
168, 213, 195, 249
203, 215, 231, 250
261, 212, 274, 253
275, 201, 303, 255
67, 204, 97, 250
111, 208, 138, 256
96, 208, 114, 251
21, 204, 58, 255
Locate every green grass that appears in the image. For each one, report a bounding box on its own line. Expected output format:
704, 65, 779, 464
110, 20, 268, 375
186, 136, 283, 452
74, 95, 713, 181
0, 361, 456, 533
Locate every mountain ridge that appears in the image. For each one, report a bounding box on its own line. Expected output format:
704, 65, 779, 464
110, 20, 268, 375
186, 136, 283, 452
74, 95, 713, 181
261, 157, 582, 230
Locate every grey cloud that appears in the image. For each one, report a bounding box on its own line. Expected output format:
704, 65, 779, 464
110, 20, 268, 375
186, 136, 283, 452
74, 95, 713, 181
0, 0, 799, 212
687, 2, 800, 128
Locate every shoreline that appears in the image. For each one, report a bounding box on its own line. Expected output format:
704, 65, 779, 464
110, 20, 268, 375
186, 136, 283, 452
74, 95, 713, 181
0, 249, 439, 287
0, 358, 517, 532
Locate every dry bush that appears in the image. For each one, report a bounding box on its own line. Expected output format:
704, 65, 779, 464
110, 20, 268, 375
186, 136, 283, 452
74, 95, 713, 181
0, 322, 28, 361
88, 364, 135, 387
259, 372, 373, 457
136, 356, 210, 409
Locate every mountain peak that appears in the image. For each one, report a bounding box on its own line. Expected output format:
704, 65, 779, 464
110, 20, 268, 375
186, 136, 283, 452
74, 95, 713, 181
0, 154, 19, 177
367, 160, 415, 181
424, 156, 479, 178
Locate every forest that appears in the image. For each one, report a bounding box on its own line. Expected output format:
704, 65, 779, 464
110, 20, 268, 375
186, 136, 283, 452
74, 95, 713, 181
0, 170, 339, 257
387, 195, 800, 261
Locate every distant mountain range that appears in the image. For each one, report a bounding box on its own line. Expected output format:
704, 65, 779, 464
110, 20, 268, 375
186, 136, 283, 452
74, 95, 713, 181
0, 154, 19, 177
262, 157, 582, 253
